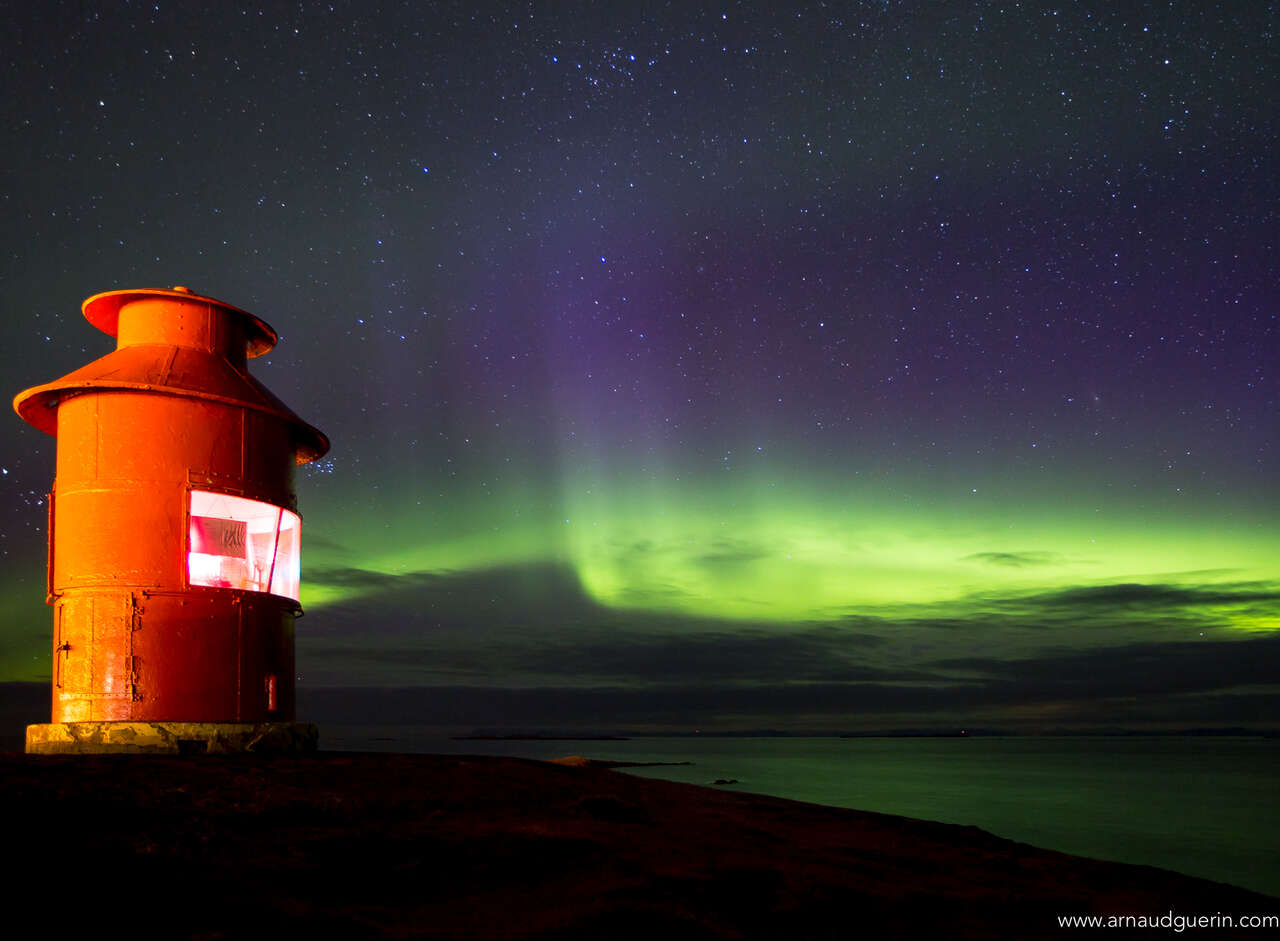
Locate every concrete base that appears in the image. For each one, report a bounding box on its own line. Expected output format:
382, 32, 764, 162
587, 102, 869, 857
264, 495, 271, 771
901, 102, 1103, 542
25, 721, 319, 755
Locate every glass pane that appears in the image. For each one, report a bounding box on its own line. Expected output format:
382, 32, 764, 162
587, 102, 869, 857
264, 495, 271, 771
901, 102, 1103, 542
188, 490, 301, 601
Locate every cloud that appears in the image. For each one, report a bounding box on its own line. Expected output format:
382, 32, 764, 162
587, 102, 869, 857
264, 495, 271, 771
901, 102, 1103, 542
301, 630, 923, 686
937, 633, 1280, 700
298, 666, 1280, 731
693, 539, 775, 567
304, 561, 604, 637
961, 551, 1062, 568
926, 578, 1280, 638
300, 560, 908, 686
306, 566, 430, 590
510, 626, 919, 684
294, 561, 1280, 729
1022, 581, 1280, 610
296, 682, 985, 728
301, 532, 351, 552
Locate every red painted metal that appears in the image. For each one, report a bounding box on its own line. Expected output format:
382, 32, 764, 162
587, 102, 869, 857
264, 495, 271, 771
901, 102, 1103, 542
14, 287, 329, 724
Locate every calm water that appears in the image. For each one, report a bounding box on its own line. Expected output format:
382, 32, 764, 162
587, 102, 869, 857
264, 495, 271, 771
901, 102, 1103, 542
322, 729, 1280, 899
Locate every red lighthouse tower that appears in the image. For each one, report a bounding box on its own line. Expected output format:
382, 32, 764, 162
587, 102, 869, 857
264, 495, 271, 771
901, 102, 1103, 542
15, 287, 329, 753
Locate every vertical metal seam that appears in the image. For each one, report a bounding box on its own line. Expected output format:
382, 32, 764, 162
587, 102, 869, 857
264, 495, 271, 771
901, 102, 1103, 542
54, 605, 63, 690
93, 395, 100, 480
157, 345, 179, 386
45, 483, 56, 601
236, 601, 244, 721
129, 593, 139, 706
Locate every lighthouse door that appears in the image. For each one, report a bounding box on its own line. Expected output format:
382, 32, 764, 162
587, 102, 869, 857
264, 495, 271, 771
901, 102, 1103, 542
52, 592, 136, 722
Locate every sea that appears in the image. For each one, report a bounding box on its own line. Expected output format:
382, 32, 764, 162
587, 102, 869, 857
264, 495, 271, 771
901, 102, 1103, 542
323, 728, 1280, 900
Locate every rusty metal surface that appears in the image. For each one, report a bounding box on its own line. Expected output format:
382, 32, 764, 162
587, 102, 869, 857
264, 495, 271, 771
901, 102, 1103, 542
14, 288, 327, 463
15, 287, 324, 725
50, 589, 297, 722
82, 286, 278, 357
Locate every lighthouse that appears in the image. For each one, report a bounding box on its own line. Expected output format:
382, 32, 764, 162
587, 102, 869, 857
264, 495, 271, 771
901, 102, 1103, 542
15, 287, 329, 754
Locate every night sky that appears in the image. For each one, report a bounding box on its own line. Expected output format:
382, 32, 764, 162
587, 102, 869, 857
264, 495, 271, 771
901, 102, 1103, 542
2, 1, 1277, 733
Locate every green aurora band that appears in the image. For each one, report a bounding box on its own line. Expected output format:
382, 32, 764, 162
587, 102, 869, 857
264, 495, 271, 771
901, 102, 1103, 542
298, 468, 1279, 638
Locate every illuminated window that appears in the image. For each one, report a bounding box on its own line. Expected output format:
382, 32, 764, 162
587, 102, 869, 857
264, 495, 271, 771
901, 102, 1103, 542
188, 490, 301, 601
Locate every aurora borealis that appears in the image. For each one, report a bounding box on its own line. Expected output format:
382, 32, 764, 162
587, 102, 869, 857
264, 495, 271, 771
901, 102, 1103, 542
2, 1, 1277, 732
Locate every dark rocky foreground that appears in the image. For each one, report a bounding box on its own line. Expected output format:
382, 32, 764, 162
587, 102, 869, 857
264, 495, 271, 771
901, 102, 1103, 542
5, 751, 1274, 939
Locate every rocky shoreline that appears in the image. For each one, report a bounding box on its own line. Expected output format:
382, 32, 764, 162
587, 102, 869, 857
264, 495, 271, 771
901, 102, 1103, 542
6, 751, 1274, 939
